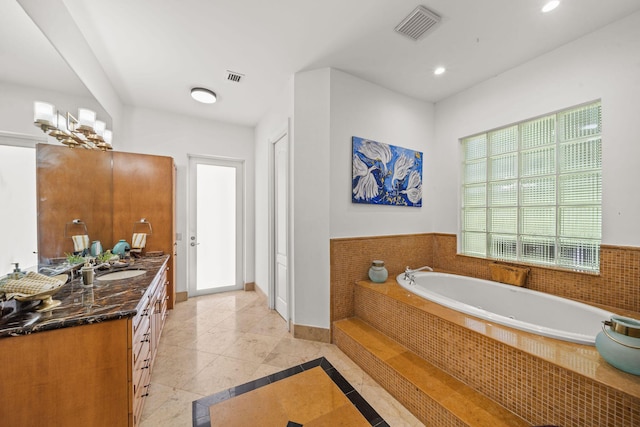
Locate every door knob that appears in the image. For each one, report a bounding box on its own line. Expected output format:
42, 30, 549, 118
190, 242, 200, 247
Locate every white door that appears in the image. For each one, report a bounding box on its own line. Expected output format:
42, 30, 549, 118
188, 155, 244, 296
273, 131, 289, 321
0, 133, 39, 275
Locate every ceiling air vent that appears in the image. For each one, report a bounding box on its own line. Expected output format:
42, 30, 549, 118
225, 70, 244, 83
395, 5, 441, 41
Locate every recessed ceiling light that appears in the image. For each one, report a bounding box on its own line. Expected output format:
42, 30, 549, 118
434, 66, 446, 76
542, 1, 560, 13
190, 87, 217, 104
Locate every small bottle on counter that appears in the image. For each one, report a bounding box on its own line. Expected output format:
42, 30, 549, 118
368, 260, 388, 283
10, 263, 24, 280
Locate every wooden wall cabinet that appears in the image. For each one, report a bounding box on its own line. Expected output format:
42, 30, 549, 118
36, 145, 113, 261
112, 151, 176, 309
37, 145, 177, 308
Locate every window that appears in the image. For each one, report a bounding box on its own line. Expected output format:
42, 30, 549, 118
460, 101, 602, 272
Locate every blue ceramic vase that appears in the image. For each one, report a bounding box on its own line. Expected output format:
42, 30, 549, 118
368, 260, 388, 283
90, 240, 102, 256
112, 239, 131, 256
595, 315, 640, 375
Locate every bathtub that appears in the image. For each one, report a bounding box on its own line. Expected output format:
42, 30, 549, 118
396, 272, 613, 345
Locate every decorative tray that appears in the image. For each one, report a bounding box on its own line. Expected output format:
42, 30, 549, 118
0, 273, 68, 312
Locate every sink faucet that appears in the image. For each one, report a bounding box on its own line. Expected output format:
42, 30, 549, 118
404, 265, 433, 285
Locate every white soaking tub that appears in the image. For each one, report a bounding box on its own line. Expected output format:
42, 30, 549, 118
396, 271, 613, 345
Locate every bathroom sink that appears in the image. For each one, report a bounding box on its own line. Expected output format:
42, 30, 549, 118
97, 270, 147, 281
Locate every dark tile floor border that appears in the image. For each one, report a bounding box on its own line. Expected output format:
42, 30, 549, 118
192, 357, 388, 427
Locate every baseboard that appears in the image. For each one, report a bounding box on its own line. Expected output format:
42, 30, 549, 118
175, 291, 188, 302
293, 323, 331, 343
253, 283, 267, 300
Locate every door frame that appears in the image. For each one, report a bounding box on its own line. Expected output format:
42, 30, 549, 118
187, 154, 245, 297
268, 120, 292, 328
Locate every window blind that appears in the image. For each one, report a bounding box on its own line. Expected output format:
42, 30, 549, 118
461, 101, 602, 272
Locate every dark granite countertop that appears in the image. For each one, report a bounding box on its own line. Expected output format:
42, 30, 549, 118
0, 255, 169, 338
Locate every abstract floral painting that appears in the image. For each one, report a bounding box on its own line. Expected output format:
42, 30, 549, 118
352, 136, 423, 207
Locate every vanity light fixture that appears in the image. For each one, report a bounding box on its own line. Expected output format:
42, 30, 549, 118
190, 87, 217, 104
542, 1, 560, 13
33, 101, 113, 151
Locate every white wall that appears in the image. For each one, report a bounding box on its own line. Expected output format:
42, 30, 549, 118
289, 68, 434, 329
18, 0, 124, 136
433, 11, 640, 247
293, 68, 332, 328
120, 106, 255, 295
0, 81, 107, 138
329, 69, 435, 238
254, 78, 294, 296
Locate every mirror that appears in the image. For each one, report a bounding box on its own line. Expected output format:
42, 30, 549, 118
36, 144, 114, 264
0, 2, 112, 274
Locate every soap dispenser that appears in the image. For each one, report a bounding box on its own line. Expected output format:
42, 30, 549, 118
10, 263, 24, 280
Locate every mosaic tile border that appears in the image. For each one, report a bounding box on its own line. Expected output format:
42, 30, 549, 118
192, 357, 387, 427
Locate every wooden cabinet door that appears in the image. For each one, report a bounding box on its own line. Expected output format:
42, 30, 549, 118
36, 144, 113, 262
112, 152, 176, 307
0, 320, 130, 426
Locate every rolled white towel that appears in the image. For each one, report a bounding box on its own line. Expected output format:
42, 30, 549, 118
132, 233, 147, 249
72, 235, 90, 252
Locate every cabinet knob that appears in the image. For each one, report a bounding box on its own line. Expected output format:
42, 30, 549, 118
141, 384, 151, 397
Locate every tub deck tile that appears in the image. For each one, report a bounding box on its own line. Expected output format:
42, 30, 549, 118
334, 317, 529, 427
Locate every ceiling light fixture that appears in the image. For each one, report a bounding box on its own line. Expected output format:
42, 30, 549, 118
542, 1, 560, 13
434, 66, 446, 76
190, 87, 217, 104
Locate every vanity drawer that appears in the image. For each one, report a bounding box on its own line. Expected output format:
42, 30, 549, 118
132, 367, 151, 426
133, 346, 151, 392
132, 316, 150, 365
133, 333, 151, 370
132, 299, 151, 336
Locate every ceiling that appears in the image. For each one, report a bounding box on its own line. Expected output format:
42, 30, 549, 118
7, 0, 640, 127
0, 1, 90, 96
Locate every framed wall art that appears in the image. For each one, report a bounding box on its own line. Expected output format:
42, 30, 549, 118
352, 136, 423, 207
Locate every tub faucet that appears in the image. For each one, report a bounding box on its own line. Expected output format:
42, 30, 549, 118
404, 265, 433, 285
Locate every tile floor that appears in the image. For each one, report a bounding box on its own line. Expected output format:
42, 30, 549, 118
194, 358, 386, 426
140, 290, 422, 426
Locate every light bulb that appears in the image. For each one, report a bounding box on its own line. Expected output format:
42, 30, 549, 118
191, 87, 217, 104
34, 101, 56, 127
542, 1, 560, 13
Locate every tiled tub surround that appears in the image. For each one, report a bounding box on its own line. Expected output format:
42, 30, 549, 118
331, 233, 640, 324
331, 234, 434, 323
330, 234, 640, 426
343, 280, 640, 427
432, 234, 640, 314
